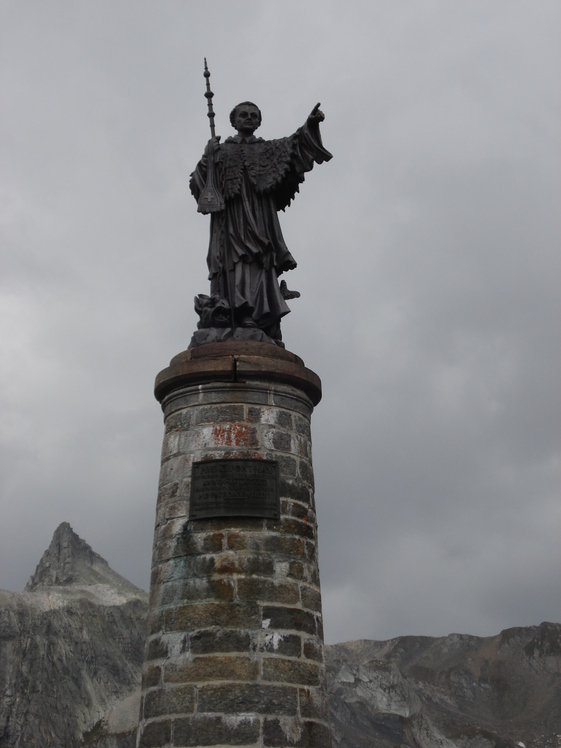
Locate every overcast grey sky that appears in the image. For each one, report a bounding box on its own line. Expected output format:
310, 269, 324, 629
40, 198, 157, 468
1, 1, 559, 645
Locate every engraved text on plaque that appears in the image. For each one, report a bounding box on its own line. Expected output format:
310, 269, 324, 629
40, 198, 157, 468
190, 459, 280, 520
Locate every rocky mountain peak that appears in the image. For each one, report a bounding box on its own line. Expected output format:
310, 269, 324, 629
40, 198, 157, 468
24, 522, 143, 596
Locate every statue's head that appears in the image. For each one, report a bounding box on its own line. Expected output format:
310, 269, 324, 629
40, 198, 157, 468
230, 102, 262, 133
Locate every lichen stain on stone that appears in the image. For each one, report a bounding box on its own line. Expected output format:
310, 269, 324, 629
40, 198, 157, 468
264, 631, 284, 651
212, 423, 252, 447
279, 716, 303, 742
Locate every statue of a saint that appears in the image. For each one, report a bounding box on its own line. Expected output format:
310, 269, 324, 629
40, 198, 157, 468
189, 101, 332, 347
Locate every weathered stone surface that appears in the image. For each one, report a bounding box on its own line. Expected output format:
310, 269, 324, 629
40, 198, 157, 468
260, 632, 302, 658
198, 683, 298, 714
299, 686, 330, 721
190, 628, 251, 654
138, 719, 171, 747
165, 601, 261, 631
143, 686, 195, 719
173, 714, 261, 747
262, 605, 318, 636
262, 657, 321, 686
137, 346, 329, 746
236, 578, 300, 605
262, 717, 331, 748
142, 664, 162, 689
164, 655, 259, 684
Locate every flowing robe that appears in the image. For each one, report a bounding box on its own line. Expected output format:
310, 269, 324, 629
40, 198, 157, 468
190, 121, 332, 336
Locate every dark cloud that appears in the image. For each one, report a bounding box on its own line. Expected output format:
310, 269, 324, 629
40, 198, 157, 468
1, 1, 559, 644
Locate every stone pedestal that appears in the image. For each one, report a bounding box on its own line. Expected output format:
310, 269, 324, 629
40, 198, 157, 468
137, 342, 331, 748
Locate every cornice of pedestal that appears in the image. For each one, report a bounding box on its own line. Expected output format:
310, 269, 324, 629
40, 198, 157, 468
154, 341, 322, 406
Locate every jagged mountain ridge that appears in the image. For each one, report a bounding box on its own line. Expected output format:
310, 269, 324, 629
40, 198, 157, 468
25, 521, 143, 598
1, 524, 560, 747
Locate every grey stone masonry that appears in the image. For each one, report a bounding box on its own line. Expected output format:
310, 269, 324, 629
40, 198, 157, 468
137, 343, 332, 748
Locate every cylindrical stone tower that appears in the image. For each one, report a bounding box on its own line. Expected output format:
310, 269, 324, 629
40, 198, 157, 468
137, 341, 331, 748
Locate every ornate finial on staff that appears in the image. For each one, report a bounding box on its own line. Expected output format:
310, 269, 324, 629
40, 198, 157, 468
203, 58, 216, 139
198, 59, 224, 215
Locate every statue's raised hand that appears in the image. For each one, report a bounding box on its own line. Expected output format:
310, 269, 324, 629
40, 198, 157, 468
307, 103, 325, 127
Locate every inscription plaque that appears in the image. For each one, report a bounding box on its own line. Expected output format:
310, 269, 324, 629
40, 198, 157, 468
190, 459, 279, 520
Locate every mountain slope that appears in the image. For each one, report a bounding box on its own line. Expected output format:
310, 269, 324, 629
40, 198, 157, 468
326, 625, 561, 748
0, 523, 147, 748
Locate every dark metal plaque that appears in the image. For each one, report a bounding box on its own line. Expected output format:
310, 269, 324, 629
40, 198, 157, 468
190, 459, 279, 520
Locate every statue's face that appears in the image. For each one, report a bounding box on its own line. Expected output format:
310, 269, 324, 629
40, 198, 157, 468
233, 105, 261, 135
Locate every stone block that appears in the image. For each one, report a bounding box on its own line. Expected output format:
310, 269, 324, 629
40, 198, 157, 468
138, 718, 171, 747
291, 434, 310, 460
262, 426, 292, 453
260, 632, 302, 658
197, 422, 260, 449
276, 454, 298, 479
163, 499, 188, 520
225, 532, 263, 552
237, 578, 300, 606
238, 552, 275, 577
190, 628, 251, 655
173, 714, 260, 747
301, 585, 322, 613
298, 459, 315, 487
165, 655, 259, 684
193, 403, 245, 425
263, 535, 306, 559
191, 517, 264, 534
262, 657, 321, 686
175, 530, 224, 558
303, 639, 323, 663
305, 540, 318, 563
143, 685, 195, 719
298, 687, 330, 721
275, 517, 315, 541
284, 560, 304, 581
141, 664, 162, 689
198, 682, 298, 715
145, 636, 169, 661
161, 431, 181, 460
147, 608, 165, 637
157, 481, 179, 506
270, 391, 312, 418
293, 414, 311, 441
160, 577, 235, 606
210, 551, 244, 575
261, 606, 317, 636
286, 501, 315, 523
165, 602, 261, 632
158, 454, 193, 487
278, 480, 312, 505
247, 406, 293, 430
263, 717, 331, 748
164, 408, 192, 432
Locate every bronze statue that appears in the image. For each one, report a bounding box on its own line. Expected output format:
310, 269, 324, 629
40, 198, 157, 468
189, 63, 332, 348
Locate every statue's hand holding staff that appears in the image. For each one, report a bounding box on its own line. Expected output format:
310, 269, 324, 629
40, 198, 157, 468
307, 102, 325, 127
204, 136, 221, 157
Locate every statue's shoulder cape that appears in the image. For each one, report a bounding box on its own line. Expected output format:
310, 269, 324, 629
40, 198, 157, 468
219, 135, 303, 211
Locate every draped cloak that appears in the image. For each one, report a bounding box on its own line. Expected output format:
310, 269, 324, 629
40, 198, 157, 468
190, 121, 332, 335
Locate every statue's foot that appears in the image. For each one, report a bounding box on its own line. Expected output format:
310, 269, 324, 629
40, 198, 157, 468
240, 316, 258, 328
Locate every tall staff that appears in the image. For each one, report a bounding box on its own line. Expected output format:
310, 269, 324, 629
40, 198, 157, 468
197, 60, 235, 328
197, 59, 224, 214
